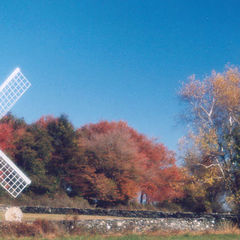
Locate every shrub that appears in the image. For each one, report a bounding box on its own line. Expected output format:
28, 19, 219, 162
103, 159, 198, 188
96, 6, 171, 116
0, 219, 59, 237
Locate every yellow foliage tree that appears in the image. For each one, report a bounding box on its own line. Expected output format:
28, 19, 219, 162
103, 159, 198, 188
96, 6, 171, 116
179, 66, 240, 212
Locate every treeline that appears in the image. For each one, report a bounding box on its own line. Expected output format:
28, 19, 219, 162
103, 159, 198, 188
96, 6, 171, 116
2, 65, 240, 213
0, 115, 185, 208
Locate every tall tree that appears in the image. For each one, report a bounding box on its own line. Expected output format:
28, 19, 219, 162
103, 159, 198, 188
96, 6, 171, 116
129, 129, 185, 204
46, 115, 79, 184
179, 66, 240, 211
67, 122, 142, 205
67, 121, 184, 206
14, 123, 55, 194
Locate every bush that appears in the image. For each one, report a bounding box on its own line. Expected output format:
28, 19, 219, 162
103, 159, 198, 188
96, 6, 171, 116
0, 191, 91, 209
0, 219, 59, 237
0, 222, 39, 237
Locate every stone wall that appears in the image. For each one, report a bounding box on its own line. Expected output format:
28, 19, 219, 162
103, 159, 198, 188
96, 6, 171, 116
18, 206, 239, 234
20, 206, 238, 220
57, 218, 223, 234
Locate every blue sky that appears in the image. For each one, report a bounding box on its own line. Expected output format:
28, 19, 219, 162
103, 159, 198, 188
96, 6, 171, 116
0, 0, 240, 155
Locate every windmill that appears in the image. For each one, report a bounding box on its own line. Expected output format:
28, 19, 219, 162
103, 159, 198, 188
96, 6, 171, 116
0, 68, 31, 198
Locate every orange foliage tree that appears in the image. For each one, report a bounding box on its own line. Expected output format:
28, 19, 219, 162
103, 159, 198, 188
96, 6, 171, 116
66, 121, 184, 206
128, 127, 185, 203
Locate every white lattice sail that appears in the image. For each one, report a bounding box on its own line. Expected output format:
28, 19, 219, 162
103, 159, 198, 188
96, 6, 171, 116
0, 150, 31, 198
0, 68, 31, 119
0, 68, 31, 198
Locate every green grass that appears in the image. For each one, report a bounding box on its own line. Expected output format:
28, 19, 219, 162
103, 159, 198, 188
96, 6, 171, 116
0, 234, 240, 240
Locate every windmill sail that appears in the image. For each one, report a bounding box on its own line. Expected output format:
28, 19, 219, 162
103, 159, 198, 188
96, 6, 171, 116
0, 68, 31, 119
0, 68, 31, 198
0, 150, 31, 198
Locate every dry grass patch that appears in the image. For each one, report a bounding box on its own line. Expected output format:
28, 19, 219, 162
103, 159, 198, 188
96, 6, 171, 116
0, 211, 133, 221
22, 213, 133, 221
0, 219, 60, 238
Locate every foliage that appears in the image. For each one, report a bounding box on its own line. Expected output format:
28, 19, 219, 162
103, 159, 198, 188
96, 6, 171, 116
46, 114, 79, 178
67, 122, 142, 205
179, 66, 240, 212
0, 114, 185, 207
66, 121, 184, 206
12, 119, 57, 194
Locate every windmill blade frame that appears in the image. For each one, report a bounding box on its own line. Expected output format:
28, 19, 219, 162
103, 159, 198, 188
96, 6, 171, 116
0, 68, 31, 198
0, 68, 31, 119
0, 150, 31, 198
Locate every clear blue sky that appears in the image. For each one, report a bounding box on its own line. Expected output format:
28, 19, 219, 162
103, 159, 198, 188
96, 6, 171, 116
0, 0, 239, 154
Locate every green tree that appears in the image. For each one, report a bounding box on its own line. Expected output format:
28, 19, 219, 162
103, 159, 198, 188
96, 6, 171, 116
14, 124, 55, 194
46, 115, 79, 188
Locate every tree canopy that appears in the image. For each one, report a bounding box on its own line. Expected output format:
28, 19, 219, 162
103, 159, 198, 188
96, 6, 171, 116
0, 114, 185, 208
179, 66, 240, 212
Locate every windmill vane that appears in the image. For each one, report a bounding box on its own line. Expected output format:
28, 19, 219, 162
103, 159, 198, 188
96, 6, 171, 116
0, 68, 31, 198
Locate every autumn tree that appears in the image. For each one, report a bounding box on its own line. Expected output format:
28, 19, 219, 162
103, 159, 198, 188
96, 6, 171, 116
13, 115, 79, 195
0, 114, 27, 156
128, 128, 185, 204
0, 114, 55, 196
67, 121, 142, 205
179, 66, 240, 212
0, 113, 184, 206
67, 121, 184, 206
0, 121, 15, 154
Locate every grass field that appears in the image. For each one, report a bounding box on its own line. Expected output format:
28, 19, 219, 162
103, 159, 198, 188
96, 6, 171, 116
64, 235, 240, 240
0, 234, 239, 240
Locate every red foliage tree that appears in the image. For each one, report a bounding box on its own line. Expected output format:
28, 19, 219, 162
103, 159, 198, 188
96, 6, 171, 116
68, 121, 185, 205
0, 122, 15, 153
68, 124, 142, 204
129, 131, 185, 203
0, 115, 27, 156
